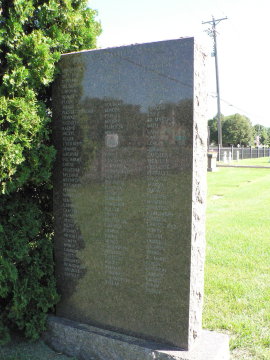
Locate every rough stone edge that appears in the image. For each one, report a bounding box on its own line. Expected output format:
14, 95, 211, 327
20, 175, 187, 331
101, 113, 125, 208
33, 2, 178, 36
188, 39, 208, 348
43, 316, 230, 360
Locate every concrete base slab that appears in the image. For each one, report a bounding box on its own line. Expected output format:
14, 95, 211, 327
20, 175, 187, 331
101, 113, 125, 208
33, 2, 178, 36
43, 316, 230, 360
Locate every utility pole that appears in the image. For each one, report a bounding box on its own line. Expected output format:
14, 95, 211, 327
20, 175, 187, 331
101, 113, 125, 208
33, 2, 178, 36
202, 16, 227, 148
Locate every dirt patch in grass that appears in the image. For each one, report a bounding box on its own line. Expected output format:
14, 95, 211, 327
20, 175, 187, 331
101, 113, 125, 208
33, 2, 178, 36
212, 194, 224, 200
231, 348, 254, 359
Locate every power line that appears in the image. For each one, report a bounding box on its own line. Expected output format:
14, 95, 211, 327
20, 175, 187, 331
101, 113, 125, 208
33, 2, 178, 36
202, 16, 228, 147
208, 93, 268, 125
211, 95, 249, 115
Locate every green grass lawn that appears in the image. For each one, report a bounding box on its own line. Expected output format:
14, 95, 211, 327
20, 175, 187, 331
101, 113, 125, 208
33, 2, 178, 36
204, 167, 270, 359
218, 156, 270, 167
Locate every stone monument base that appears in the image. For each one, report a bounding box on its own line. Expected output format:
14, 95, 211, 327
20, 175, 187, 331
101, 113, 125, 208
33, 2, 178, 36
43, 316, 230, 360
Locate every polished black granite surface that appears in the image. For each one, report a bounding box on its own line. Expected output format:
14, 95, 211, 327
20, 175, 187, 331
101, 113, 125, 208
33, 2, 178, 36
53, 38, 207, 349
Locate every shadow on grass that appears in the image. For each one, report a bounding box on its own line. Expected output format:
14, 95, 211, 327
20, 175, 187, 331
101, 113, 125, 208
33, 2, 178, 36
0, 333, 77, 360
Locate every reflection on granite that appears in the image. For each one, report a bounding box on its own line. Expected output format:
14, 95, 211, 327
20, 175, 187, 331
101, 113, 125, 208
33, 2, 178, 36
52, 38, 207, 350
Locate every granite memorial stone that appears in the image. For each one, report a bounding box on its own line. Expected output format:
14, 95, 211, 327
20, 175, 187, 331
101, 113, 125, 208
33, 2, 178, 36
49, 38, 228, 358
207, 152, 218, 172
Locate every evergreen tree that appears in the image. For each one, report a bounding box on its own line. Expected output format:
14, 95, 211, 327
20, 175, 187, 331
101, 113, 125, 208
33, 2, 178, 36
0, 0, 101, 343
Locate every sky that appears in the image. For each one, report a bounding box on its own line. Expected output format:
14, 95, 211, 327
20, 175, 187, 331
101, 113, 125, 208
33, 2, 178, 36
88, 0, 270, 127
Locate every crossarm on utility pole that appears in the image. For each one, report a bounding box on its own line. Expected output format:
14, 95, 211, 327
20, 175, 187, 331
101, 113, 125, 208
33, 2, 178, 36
202, 16, 228, 148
